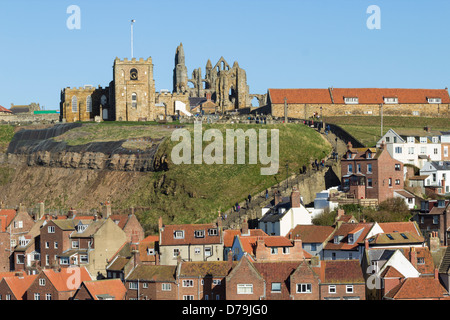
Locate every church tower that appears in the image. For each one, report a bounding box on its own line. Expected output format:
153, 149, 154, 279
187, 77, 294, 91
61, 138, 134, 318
173, 43, 188, 93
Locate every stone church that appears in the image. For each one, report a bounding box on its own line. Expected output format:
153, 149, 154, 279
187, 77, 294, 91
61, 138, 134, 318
60, 43, 261, 122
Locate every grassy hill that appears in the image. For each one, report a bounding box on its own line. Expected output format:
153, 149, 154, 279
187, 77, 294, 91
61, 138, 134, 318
325, 116, 450, 147
0, 122, 331, 234
116, 123, 332, 232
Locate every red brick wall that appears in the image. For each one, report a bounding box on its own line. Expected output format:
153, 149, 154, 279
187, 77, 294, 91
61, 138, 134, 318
289, 262, 320, 300
125, 280, 177, 300
320, 283, 366, 300
0, 233, 11, 271
226, 258, 265, 300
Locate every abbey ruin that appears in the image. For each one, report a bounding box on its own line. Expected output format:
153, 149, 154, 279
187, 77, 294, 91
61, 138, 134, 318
60, 43, 266, 123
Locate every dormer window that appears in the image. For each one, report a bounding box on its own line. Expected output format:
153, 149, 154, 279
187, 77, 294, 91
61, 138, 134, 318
427, 97, 441, 104
334, 236, 342, 244
432, 137, 439, 143
384, 97, 398, 104
344, 97, 359, 104
76, 225, 87, 233
348, 234, 354, 244
367, 152, 372, 159
420, 137, 427, 144
407, 137, 415, 143
194, 230, 205, 238
208, 228, 218, 236
347, 152, 352, 159
174, 230, 184, 239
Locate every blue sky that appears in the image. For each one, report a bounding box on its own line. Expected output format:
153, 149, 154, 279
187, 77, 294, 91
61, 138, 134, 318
0, 0, 449, 110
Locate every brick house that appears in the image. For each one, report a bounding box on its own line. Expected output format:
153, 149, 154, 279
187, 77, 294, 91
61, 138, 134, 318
108, 212, 145, 243
287, 225, 335, 259
323, 222, 373, 261
229, 235, 308, 262
0, 208, 35, 272
412, 199, 450, 245
225, 255, 265, 300
0, 274, 36, 300
60, 218, 127, 279
158, 217, 223, 265
73, 278, 126, 300
124, 264, 177, 300
223, 222, 267, 260
177, 260, 235, 300
12, 220, 44, 273
341, 142, 404, 203
26, 266, 92, 300
319, 260, 365, 300
40, 219, 77, 269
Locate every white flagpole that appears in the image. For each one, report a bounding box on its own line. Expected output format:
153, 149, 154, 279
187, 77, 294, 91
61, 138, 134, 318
131, 19, 135, 58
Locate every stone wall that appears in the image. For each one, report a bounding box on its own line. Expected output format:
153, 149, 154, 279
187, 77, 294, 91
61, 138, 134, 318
0, 113, 59, 124
271, 102, 450, 119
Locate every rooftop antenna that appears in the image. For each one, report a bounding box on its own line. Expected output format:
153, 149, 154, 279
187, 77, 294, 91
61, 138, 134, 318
131, 19, 136, 58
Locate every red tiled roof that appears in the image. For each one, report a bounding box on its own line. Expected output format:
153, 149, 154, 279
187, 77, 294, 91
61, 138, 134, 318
287, 225, 335, 243
269, 88, 332, 104
3, 275, 37, 300
380, 266, 404, 279
43, 267, 92, 292
262, 236, 293, 247
400, 247, 435, 275
322, 260, 365, 284
325, 223, 373, 251
268, 88, 450, 105
0, 209, 17, 232
224, 229, 268, 247
331, 88, 450, 104
82, 279, 127, 300
0, 105, 12, 113
384, 277, 448, 299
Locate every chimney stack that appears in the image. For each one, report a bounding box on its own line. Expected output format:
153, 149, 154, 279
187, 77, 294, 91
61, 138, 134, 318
158, 216, 164, 231
206, 92, 212, 101
274, 190, 282, 206
428, 231, 440, 252
365, 239, 369, 251
104, 201, 112, 218
290, 187, 301, 208
241, 218, 249, 236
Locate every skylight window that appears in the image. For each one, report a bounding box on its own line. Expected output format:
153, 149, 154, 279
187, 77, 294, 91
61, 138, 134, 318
400, 233, 408, 239
386, 234, 394, 240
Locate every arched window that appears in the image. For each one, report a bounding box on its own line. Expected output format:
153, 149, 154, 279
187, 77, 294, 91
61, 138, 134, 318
131, 93, 137, 109
71, 96, 78, 113
86, 95, 92, 113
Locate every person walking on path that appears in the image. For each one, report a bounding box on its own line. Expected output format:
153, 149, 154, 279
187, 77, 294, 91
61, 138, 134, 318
265, 189, 269, 200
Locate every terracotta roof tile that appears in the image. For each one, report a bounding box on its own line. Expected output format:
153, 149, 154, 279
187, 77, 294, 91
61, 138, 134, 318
287, 225, 335, 243
43, 267, 92, 292
3, 275, 37, 300
269, 88, 332, 104
82, 279, 127, 300
322, 260, 365, 284
269, 88, 450, 105
384, 277, 448, 299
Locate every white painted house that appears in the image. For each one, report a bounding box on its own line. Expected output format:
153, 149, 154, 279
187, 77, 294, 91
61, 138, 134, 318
420, 161, 450, 195
376, 129, 442, 169
259, 188, 312, 236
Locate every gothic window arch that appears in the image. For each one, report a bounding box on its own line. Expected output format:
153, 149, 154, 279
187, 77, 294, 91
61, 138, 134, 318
71, 96, 78, 113
86, 95, 92, 113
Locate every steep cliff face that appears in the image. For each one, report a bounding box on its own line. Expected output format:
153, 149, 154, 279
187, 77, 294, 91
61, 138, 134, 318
5, 123, 165, 172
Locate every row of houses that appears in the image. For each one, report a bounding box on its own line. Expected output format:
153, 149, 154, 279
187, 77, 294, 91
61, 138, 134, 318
1, 196, 450, 300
